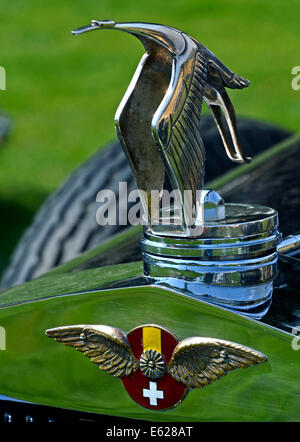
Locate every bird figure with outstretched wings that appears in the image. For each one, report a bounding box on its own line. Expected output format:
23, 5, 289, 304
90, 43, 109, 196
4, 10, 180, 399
73, 20, 251, 230
46, 324, 267, 390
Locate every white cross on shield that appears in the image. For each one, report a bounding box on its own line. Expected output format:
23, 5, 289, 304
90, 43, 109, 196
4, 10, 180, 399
143, 381, 164, 406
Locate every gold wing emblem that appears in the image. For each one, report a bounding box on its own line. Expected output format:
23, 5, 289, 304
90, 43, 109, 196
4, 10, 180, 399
167, 337, 267, 388
45, 325, 139, 378
46, 325, 267, 389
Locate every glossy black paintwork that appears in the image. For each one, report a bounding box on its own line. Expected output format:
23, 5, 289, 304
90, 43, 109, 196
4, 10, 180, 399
221, 139, 300, 237
264, 255, 300, 333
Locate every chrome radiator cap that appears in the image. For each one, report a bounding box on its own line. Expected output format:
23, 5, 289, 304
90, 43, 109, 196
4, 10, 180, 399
141, 201, 281, 318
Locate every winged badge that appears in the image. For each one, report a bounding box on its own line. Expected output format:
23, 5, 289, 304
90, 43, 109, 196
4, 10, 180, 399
46, 324, 267, 410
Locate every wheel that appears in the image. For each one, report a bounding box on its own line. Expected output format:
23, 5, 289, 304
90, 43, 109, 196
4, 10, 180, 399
0, 116, 291, 289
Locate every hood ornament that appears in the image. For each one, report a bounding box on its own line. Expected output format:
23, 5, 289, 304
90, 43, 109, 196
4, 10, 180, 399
73, 20, 250, 235
74, 20, 282, 318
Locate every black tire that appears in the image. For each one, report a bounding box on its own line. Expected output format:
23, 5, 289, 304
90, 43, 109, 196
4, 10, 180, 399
0, 116, 291, 289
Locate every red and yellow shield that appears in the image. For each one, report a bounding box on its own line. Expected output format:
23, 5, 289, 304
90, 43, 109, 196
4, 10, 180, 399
122, 324, 187, 410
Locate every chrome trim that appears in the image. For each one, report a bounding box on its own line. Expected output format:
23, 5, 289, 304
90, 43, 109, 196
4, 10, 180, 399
278, 233, 300, 257
143, 251, 278, 286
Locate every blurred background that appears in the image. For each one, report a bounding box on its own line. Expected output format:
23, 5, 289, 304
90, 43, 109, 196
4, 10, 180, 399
0, 0, 299, 279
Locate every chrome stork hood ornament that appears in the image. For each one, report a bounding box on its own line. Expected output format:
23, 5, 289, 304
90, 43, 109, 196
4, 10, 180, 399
74, 20, 282, 319
73, 20, 250, 235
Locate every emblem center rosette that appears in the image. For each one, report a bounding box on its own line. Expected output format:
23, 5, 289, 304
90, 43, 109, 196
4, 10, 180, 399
139, 349, 166, 379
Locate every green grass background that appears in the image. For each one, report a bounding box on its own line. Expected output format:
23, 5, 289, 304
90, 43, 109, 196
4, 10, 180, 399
0, 0, 299, 276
